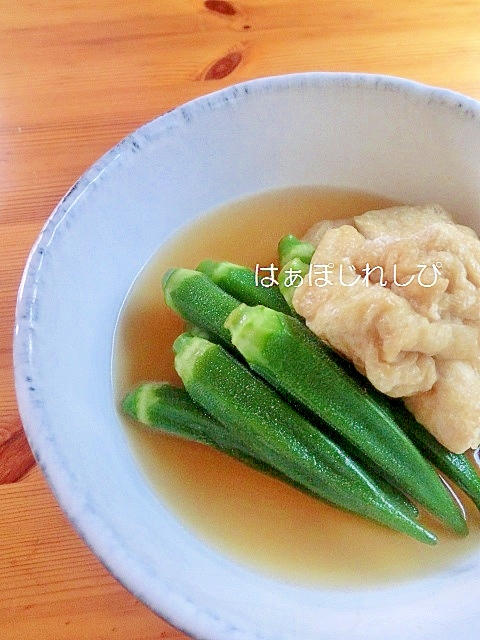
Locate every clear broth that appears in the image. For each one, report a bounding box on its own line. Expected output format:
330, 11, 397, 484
114, 186, 480, 588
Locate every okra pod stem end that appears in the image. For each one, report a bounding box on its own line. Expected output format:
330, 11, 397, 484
162, 267, 201, 312
121, 381, 170, 425
278, 234, 315, 268
196, 259, 239, 280
278, 257, 310, 309
195, 259, 217, 277
121, 388, 138, 420
225, 303, 284, 366
173, 333, 215, 384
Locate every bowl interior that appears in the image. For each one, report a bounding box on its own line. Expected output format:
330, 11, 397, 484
14, 73, 480, 640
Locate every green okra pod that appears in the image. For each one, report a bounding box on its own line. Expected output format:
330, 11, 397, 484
312, 354, 480, 515
123, 381, 221, 446
224, 303, 468, 536
162, 268, 239, 348
278, 234, 315, 268
172, 332, 437, 544
278, 257, 310, 310
196, 259, 292, 315
122, 381, 309, 481
389, 401, 480, 511
122, 381, 416, 512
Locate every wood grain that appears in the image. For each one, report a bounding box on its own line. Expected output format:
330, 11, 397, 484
1, 0, 480, 638
0, 467, 182, 640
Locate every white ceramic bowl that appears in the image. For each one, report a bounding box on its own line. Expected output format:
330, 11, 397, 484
14, 73, 480, 640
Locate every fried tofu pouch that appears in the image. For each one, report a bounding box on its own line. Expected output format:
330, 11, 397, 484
293, 204, 480, 453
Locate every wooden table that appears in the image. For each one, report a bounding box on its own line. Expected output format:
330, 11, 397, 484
1, 1, 479, 638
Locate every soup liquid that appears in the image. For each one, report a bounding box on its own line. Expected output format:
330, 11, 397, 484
114, 186, 480, 588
